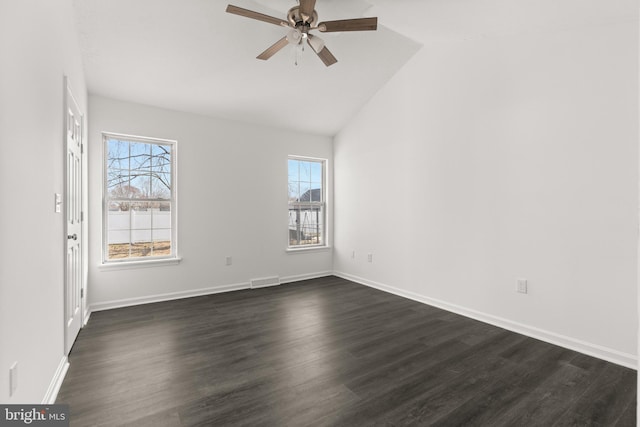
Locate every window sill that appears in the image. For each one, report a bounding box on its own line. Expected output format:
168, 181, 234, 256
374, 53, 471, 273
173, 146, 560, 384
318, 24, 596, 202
98, 257, 182, 271
286, 246, 332, 254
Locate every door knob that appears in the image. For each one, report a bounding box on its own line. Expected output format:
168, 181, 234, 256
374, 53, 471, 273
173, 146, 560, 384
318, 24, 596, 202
68, 234, 77, 240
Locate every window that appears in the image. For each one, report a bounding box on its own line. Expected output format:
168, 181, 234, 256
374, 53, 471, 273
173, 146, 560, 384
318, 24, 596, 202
288, 156, 326, 248
103, 133, 177, 262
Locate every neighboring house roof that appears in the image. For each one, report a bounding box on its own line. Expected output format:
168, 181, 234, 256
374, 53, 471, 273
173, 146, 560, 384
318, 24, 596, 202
298, 188, 321, 202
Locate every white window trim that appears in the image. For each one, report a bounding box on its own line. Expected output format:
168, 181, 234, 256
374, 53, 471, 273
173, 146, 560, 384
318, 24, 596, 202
287, 155, 328, 251
285, 246, 331, 254
102, 132, 178, 265
98, 257, 182, 271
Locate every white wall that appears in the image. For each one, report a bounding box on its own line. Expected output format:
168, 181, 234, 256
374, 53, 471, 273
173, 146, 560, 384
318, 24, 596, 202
334, 17, 638, 365
0, 0, 87, 403
88, 96, 333, 308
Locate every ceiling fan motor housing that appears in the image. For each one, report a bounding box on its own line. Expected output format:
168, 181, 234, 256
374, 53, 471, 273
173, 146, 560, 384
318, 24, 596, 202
287, 6, 318, 30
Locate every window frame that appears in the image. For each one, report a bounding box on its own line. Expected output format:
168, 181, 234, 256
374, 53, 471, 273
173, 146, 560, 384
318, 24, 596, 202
102, 132, 178, 265
287, 155, 327, 250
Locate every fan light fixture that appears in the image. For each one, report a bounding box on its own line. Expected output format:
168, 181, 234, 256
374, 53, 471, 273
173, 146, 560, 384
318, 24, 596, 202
307, 34, 325, 53
286, 28, 302, 44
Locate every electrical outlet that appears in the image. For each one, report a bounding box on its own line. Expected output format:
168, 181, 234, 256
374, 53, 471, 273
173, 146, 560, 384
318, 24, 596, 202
9, 362, 17, 396
367, 253, 373, 263
225, 256, 232, 266
517, 279, 528, 294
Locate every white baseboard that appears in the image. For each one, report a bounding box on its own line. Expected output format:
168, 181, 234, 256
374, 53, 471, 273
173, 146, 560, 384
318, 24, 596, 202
89, 271, 334, 313
42, 356, 69, 404
90, 281, 251, 312
83, 307, 91, 326
281, 271, 333, 284
334, 271, 637, 370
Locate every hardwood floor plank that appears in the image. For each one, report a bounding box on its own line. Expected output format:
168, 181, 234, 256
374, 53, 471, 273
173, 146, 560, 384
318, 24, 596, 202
57, 276, 636, 426
490, 363, 596, 426
379, 337, 526, 425
553, 363, 637, 426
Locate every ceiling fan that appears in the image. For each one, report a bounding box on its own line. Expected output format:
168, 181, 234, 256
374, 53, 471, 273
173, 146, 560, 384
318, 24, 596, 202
226, 0, 378, 66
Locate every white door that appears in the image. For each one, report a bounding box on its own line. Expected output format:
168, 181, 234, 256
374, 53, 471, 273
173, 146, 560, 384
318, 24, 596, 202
64, 79, 83, 355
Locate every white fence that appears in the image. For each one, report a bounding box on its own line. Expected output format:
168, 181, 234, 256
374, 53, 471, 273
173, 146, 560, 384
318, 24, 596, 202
108, 209, 171, 243
109, 208, 322, 244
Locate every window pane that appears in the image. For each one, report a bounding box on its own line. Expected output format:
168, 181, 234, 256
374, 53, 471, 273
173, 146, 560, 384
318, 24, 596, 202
130, 143, 151, 170
310, 162, 322, 183
130, 241, 153, 257
299, 182, 311, 201
288, 180, 299, 201
129, 175, 149, 199
132, 228, 152, 245
289, 206, 323, 246
299, 161, 312, 182
108, 201, 130, 230
131, 204, 151, 229
153, 203, 172, 255
107, 200, 125, 211
107, 139, 129, 170
310, 185, 322, 202
151, 143, 171, 156
152, 239, 171, 256
152, 144, 172, 173
288, 159, 299, 182
152, 205, 171, 250
108, 241, 131, 259
107, 201, 131, 260
150, 173, 171, 199
107, 168, 127, 192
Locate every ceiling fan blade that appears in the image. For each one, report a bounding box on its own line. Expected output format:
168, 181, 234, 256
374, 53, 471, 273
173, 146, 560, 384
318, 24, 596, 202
299, 0, 317, 19
314, 45, 338, 67
257, 37, 289, 60
318, 17, 378, 32
226, 4, 288, 27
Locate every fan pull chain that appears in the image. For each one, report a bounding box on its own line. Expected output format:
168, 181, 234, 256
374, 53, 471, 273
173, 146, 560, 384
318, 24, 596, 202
295, 43, 305, 66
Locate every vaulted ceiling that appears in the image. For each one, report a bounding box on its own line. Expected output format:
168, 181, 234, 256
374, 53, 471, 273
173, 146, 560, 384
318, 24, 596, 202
72, 0, 636, 136
73, 0, 420, 136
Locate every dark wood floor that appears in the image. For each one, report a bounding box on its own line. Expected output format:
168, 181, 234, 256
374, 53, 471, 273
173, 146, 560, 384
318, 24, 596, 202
57, 276, 636, 426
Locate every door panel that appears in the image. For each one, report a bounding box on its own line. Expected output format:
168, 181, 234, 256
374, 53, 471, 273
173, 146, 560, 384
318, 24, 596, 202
65, 79, 83, 355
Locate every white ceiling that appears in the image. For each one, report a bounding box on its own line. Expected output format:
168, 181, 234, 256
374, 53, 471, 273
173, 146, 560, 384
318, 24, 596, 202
73, 0, 421, 136
72, 0, 636, 136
